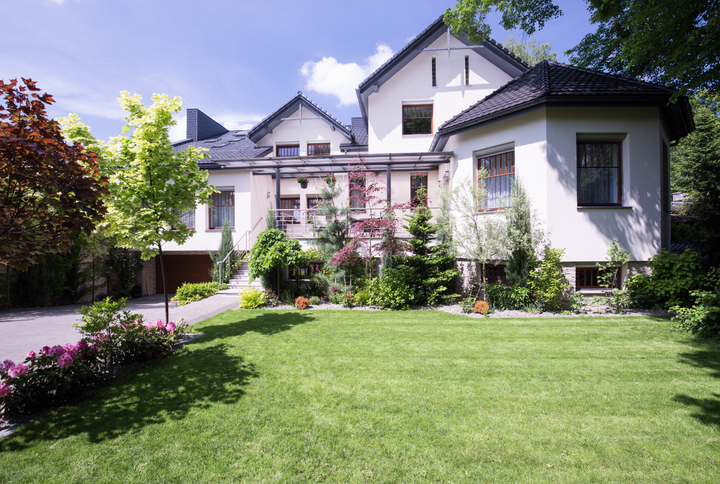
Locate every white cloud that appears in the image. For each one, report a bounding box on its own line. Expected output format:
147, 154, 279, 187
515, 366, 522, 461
300, 43, 393, 106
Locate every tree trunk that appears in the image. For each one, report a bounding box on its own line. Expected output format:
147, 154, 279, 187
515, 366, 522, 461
158, 243, 170, 324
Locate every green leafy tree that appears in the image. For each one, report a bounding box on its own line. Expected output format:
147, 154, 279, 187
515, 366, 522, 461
529, 246, 570, 312
445, 0, 719, 96
61, 92, 215, 324
501, 36, 557, 66
248, 229, 304, 296
0, 78, 108, 270
209, 219, 236, 284
504, 180, 544, 287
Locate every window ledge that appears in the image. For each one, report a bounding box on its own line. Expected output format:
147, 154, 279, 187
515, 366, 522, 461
205, 229, 236, 232
577, 206, 632, 211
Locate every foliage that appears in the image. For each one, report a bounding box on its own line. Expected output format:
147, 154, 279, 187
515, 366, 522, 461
504, 179, 543, 287
501, 36, 557, 65
295, 296, 310, 310
450, 175, 507, 298
311, 172, 352, 256
672, 290, 720, 339
597, 240, 631, 288
209, 219, 237, 284
402, 187, 460, 305
445, 1, 719, 97
485, 283, 533, 310
1, 299, 184, 418
328, 290, 345, 305
366, 266, 417, 310
266, 206, 277, 230
248, 229, 304, 294
626, 249, 718, 308
342, 291, 355, 308
309, 296, 321, 306
529, 246, 569, 312
353, 289, 371, 306
238, 287, 268, 309
104, 246, 143, 299
670, 91, 720, 264
61, 92, 215, 325
460, 295, 478, 314
0, 78, 108, 270
172, 282, 223, 306
473, 300, 489, 316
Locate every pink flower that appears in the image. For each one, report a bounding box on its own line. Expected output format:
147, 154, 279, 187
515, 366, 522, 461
48, 345, 65, 358
57, 353, 74, 369
0, 381, 12, 398
40, 346, 51, 355
75, 341, 89, 352
8, 363, 28, 378
167, 321, 176, 334
27, 350, 37, 359
0, 359, 15, 373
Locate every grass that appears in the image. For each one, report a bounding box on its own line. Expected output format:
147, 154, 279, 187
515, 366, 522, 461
1, 310, 719, 483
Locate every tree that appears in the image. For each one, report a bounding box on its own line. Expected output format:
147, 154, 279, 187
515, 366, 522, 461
450, 174, 507, 299
504, 179, 544, 287
248, 229, 304, 296
61, 92, 215, 324
0, 78, 108, 270
669, 90, 720, 264
445, 0, 720, 96
502, 36, 557, 66
209, 219, 237, 284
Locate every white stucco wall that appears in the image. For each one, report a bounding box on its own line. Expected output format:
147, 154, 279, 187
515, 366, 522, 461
367, 33, 514, 154
446, 106, 668, 263
255, 109, 350, 156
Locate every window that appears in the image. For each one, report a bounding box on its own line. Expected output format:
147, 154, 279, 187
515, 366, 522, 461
577, 141, 621, 205
431, 57, 437, 87
478, 150, 514, 210
465, 55, 469, 85
307, 196, 321, 214
210, 189, 234, 229
177, 209, 195, 230
484, 265, 506, 283
279, 197, 301, 224
349, 175, 365, 210
403, 105, 432, 135
410, 173, 428, 207
307, 143, 330, 156
576, 267, 620, 289
276, 144, 299, 157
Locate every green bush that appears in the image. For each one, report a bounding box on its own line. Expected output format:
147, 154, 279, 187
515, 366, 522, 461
529, 246, 570, 312
485, 284, 533, 310
75, 297, 140, 335
238, 288, 267, 309
172, 282, 223, 306
353, 289, 370, 306
309, 296, 321, 305
672, 290, 720, 339
367, 267, 417, 310
328, 291, 344, 304
460, 295, 477, 313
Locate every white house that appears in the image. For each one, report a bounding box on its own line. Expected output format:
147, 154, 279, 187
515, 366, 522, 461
156, 15, 693, 294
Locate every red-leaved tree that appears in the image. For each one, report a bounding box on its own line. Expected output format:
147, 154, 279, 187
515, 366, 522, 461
0, 78, 108, 270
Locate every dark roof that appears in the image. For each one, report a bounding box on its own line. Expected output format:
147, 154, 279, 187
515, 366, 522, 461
172, 130, 271, 163
431, 61, 695, 150
186, 108, 228, 142
356, 15, 530, 124
247, 91, 352, 144
340, 117, 369, 153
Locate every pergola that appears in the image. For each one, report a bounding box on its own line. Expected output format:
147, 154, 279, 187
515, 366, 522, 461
206, 152, 454, 210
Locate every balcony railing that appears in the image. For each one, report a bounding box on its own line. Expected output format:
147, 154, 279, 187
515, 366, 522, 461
273, 207, 439, 239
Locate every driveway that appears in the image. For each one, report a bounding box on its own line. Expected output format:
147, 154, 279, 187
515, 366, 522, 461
0, 292, 239, 364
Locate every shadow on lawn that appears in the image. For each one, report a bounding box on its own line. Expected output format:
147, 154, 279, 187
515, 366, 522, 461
0, 312, 313, 451
673, 339, 720, 429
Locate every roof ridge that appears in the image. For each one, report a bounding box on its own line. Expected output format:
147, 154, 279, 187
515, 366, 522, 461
545, 60, 676, 92
484, 38, 531, 70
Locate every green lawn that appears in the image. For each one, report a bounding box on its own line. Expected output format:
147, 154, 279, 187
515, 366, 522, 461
1, 310, 719, 483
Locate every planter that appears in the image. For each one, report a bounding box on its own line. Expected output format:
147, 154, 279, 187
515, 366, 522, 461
299, 181, 308, 189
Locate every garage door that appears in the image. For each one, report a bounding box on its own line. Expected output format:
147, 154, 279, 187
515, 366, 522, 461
156, 254, 214, 293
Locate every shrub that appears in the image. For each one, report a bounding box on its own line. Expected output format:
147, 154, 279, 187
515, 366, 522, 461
172, 282, 223, 306
672, 290, 720, 339
295, 296, 310, 309
343, 291, 354, 308
353, 289, 370, 306
328, 291, 344, 304
309, 296, 321, 305
460, 296, 477, 313
238, 288, 267, 309
367, 267, 417, 310
486, 284, 533, 310
529, 246, 570, 312
473, 300, 489, 316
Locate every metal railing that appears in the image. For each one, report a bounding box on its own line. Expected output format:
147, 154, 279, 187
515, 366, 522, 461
217, 217, 264, 283
272, 206, 439, 239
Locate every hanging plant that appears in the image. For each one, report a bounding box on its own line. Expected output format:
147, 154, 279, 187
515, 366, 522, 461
411, 172, 425, 180
297, 175, 309, 184
324, 174, 336, 186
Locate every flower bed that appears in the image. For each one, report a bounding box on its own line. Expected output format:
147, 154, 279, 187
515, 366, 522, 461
0, 298, 186, 419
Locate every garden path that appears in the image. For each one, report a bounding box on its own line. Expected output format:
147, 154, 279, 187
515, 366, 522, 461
0, 293, 238, 365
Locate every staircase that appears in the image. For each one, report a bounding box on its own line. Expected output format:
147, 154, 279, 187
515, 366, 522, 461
227, 260, 263, 291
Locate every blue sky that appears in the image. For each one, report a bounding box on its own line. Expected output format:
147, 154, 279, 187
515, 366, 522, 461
2, 0, 594, 142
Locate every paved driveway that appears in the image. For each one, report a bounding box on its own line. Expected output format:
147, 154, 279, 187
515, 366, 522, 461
0, 292, 239, 364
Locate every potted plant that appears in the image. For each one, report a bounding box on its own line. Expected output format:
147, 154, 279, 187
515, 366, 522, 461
411, 172, 425, 180
324, 174, 336, 187
297, 175, 309, 189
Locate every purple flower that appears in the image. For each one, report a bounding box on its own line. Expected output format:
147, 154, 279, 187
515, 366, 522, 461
57, 353, 74, 369
8, 363, 28, 378
0, 381, 12, 398
0, 359, 15, 373
27, 350, 37, 359
40, 346, 51, 355
75, 341, 89, 352
167, 321, 176, 334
